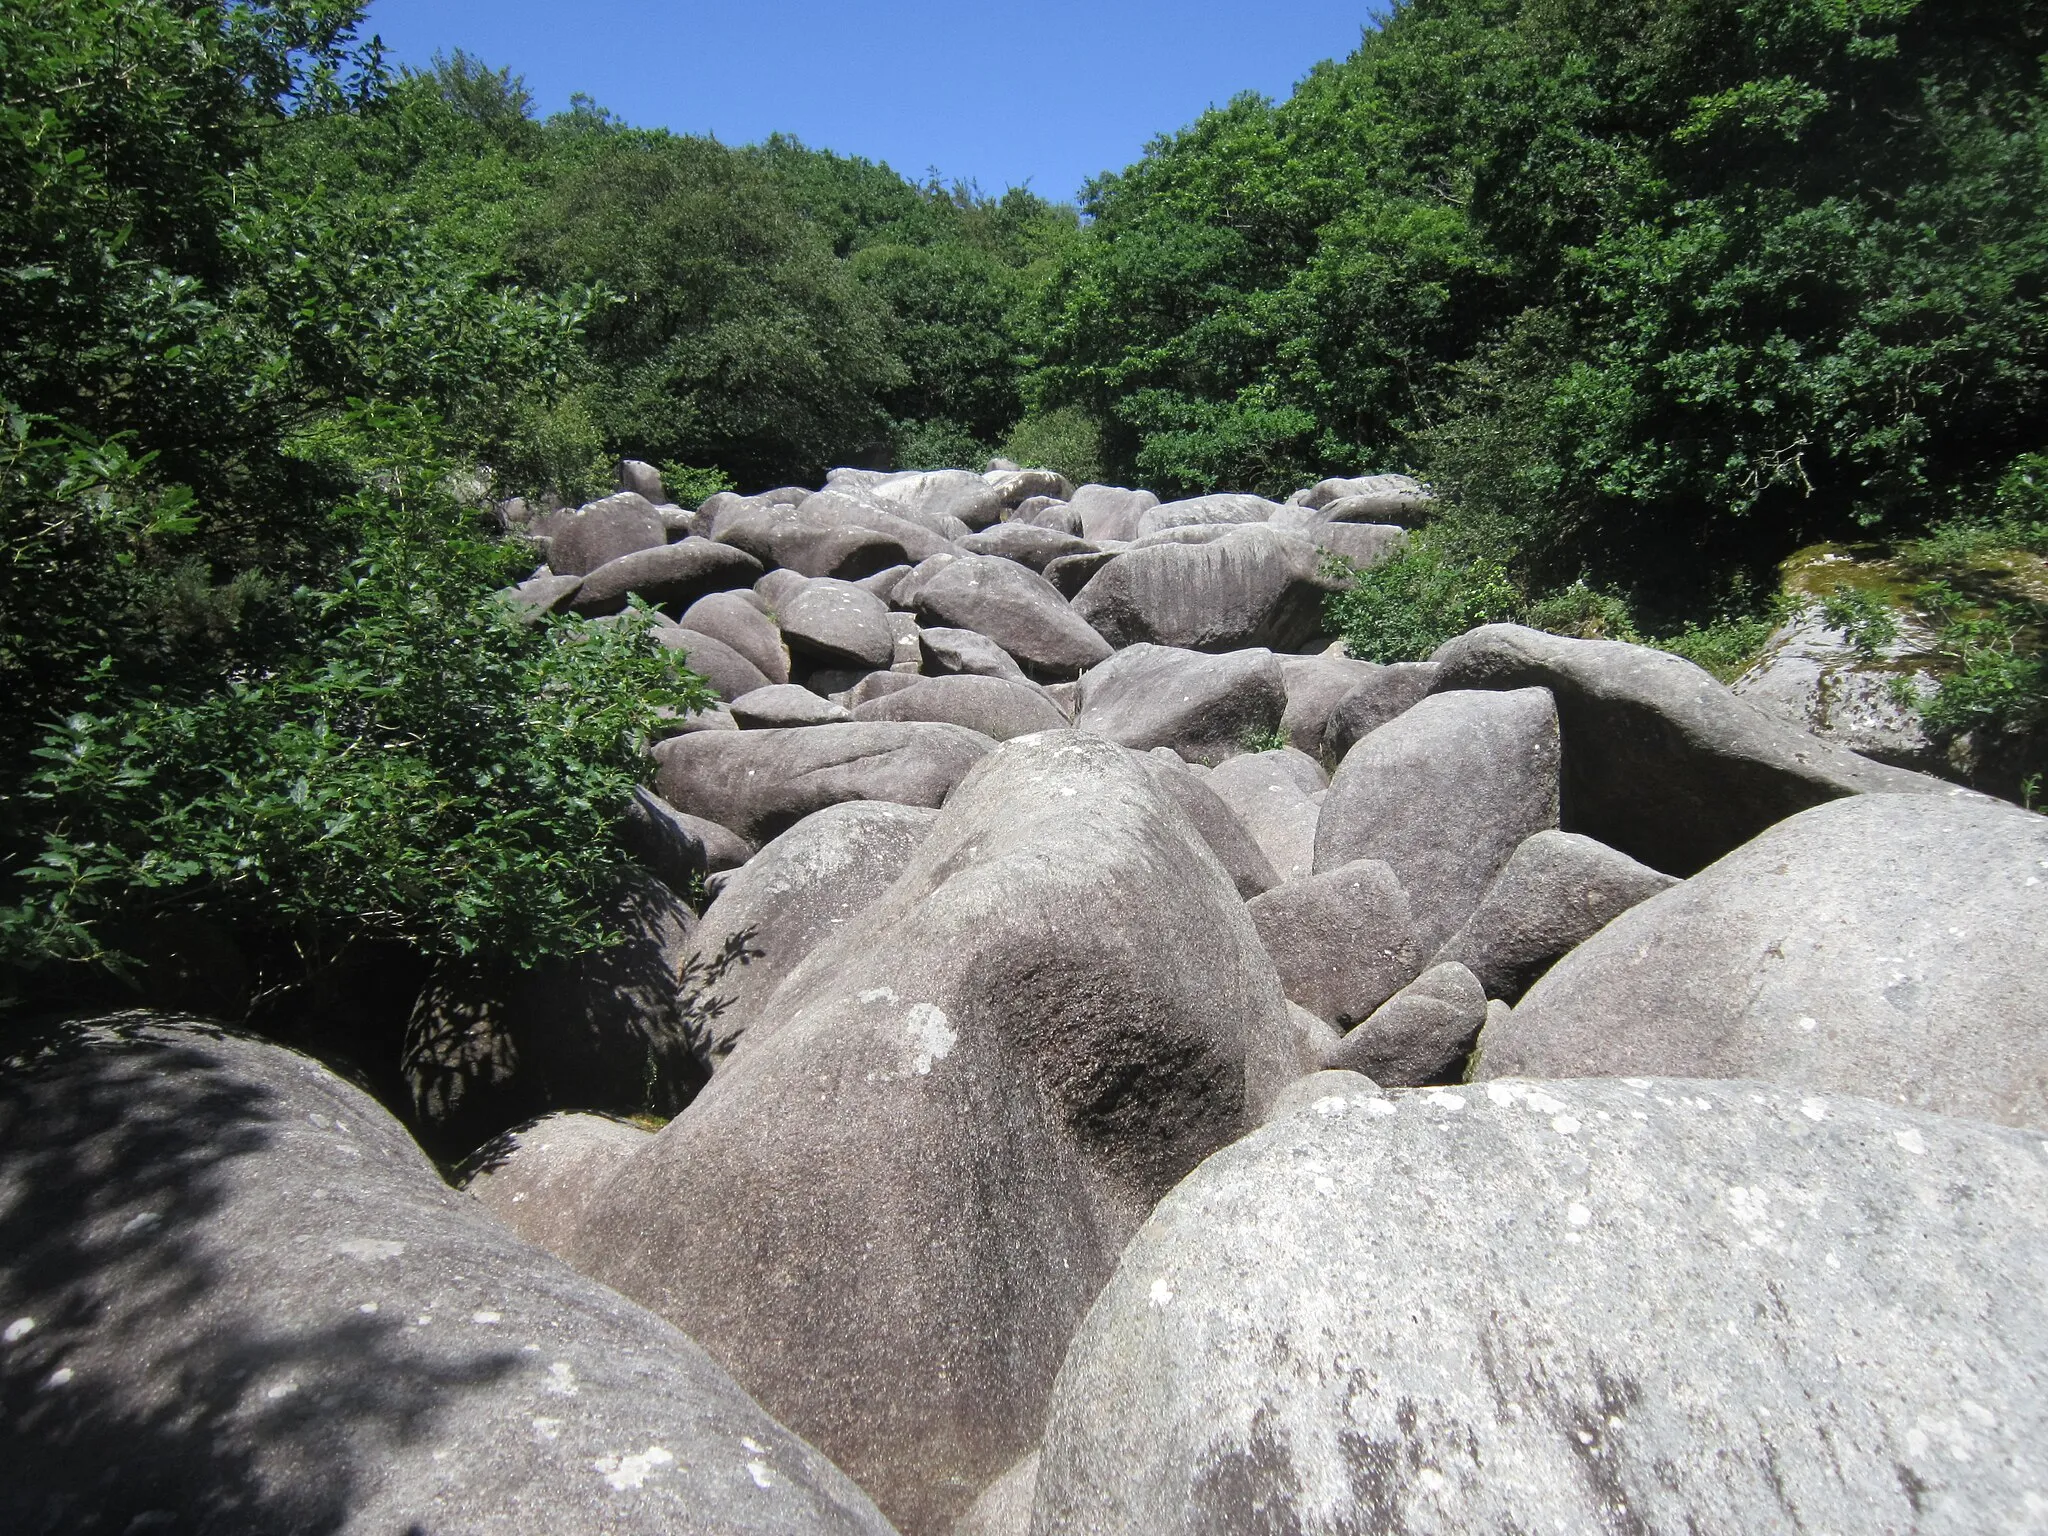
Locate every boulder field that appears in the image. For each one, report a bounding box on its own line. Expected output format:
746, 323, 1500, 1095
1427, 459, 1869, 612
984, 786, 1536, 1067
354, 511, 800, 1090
7, 457, 2045, 1535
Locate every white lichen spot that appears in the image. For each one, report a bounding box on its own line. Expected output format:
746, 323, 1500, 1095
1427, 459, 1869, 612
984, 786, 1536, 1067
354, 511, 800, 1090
1428, 1091, 1467, 1111
1622, 1078, 1653, 1090
1796, 1016, 1818, 1033
1149, 1278, 1175, 1309
531, 1418, 561, 1441
741, 1437, 766, 1454
1363, 1098, 1396, 1117
1314, 1095, 1350, 1117
748, 1460, 776, 1489
1487, 1083, 1519, 1108
43, 1367, 74, 1389
121, 1211, 161, 1235
1552, 1116, 1581, 1136
595, 1446, 674, 1492
472, 1311, 502, 1326
1568, 1203, 1592, 1228
1314, 1175, 1337, 1196
265, 1380, 298, 1401
3, 1317, 34, 1343
1418, 1468, 1448, 1493
334, 1238, 405, 1262
1800, 1098, 1829, 1122
414, 1316, 432, 1327
1894, 1128, 1929, 1156
1525, 1091, 1568, 1116
858, 987, 900, 1006
546, 1361, 580, 1397
905, 1004, 956, 1076
1963, 1401, 1997, 1427
357, 1302, 378, 1314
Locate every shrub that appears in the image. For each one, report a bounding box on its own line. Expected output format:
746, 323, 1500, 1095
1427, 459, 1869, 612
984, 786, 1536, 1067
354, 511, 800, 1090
1001, 407, 1106, 485
1325, 537, 1521, 663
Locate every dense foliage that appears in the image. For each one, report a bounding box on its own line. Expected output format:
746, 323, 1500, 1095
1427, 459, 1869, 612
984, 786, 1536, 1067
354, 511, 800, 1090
1036, 0, 2048, 604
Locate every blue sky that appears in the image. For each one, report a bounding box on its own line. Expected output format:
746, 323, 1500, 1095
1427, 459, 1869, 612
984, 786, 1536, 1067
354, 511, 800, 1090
359, 1, 1379, 202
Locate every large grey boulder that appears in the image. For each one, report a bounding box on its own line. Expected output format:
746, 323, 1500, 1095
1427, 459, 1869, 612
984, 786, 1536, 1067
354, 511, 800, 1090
956, 523, 1095, 571
1305, 521, 1406, 568
1130, 493, 1283, 539
652, 625, 773, 701
716, 496, 953, 580
1040, 549, 1117, 599
619, 784, 753, 894
920, 626, 1029, 683
1277, 654, 1380, 756
1011, 498, 1083, 536
0, 1017, 898, 1536
654, 723, 995, 844
502, 572, 583, 619
568, 733, 1301, 1536
617, 458, 665, 501
984, 468, 1072, 507
1316, 687, 1561, 952
1479, 793, 2048, 1129
1733, 599, 1943, 771
1325, 959, 1488, 1085
852, 675, 1069, 742
403, 873, 701, 1158
730, 685, 853, 728
1074, 644, 1286, 767
1067, 484, 1160, 542
780, 579, 897, 672
867, 469, 1004, 533
548, 492, 666, 576
1245, 858, 1420, 1027
1033, 1076, 2048, 1536
910, 556, 1113, 679
1437, 829, 1679, 1001
1431, 623, 1948, 875
1289, 471, 1431, 513
568, 537, 763, 617
889, 552, 963, 611
1072, 525, 1339, 653
1132, 752, 1281, 900
1204, 748, 1325, 881
465, 1111, 653, 1260
682, 591, 791, 684
1320, 660, 1440, 761
952, 1450, 1037, 1536
678, 801, 940, 1069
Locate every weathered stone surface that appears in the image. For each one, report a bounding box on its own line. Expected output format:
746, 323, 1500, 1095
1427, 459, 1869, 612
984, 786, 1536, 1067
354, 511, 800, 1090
500, 572, 584, 619
569, 733, 1300, 1536
780, 580, 896, 672
849, 669, 921, 708
717, 496, 953, 580
682, 591, 791, 685
548, 492, 667, 576
756, 568, 810, 611
1733, 600, 1943, 772
1305, 521, 1407, 569
620, 784, 753, 894
1204, 748, 1325, 882
1316, 687, 1561, 952
985, 468, 1073, 507
1318, 491, 1432, 527
1290, 471, 1431, 512
404, 873, 702, 1158
1040, 550, 1116, 599
1246, 859, 1421, 1028
652, 625, 774, 701
654, 723, 995, 844
465, 1111, 652, 1260
1074, 644, 1286, 767
1480, 793, 2048, 1129
910, 557, 1112, 679
1438, 829, 1679, 1001
1326, 960, 1487, 1085
951, 1450, 1037, 1536
1066, 484, 1160, 542
889, 552, 962, 610
1320, 661, 1440, 761
868, 469, 1005, 533
678, 801, 940, 1069
1133, 752, 1281, 900
1033, 1075, 2048, 1536
956, 523, 1095, 571
729, 685, 853, 728
1130, 493, 1284, 540
617, 458, 666, 502
1072, 526, 1338, 653
1011, 498, 1082, 536
1278, 654, 1381, 756
852, 675, 1068, 742
1259, 1067, 1384, 1124
919, 626, 1028, 683
568, 537, 764, 617
0, 1017, 895, 1536
1431, 623, 1948, 875
854, 564, 913, 603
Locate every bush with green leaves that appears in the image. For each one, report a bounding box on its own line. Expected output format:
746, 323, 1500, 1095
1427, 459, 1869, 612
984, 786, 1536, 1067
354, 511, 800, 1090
1325, 537, 1521, 662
